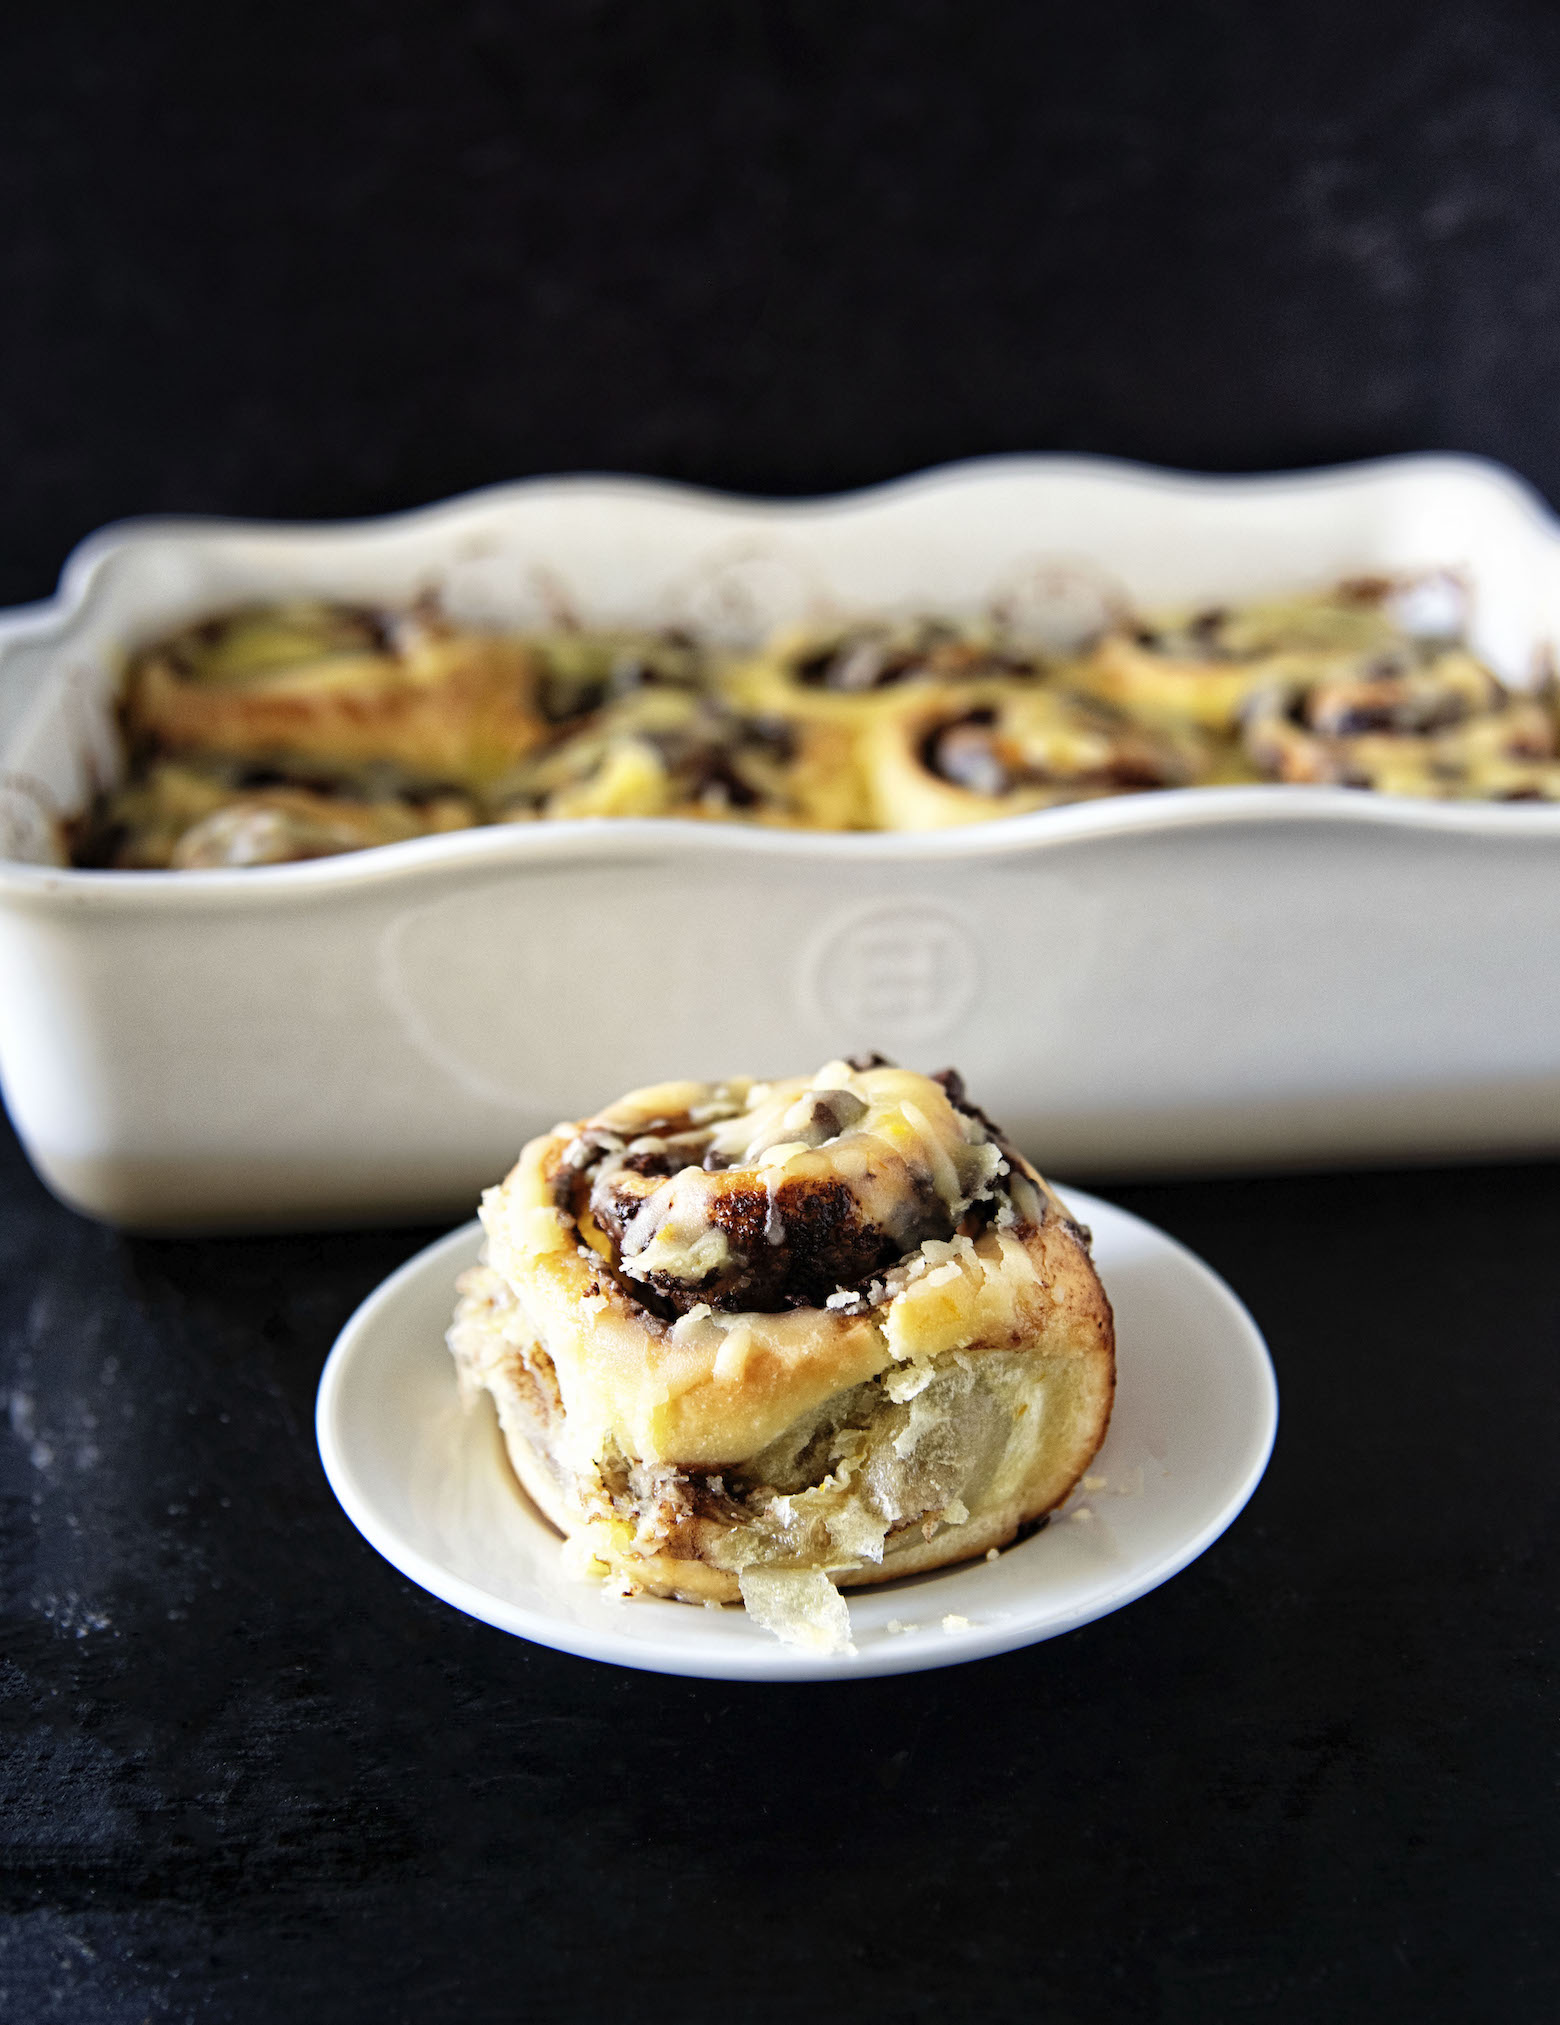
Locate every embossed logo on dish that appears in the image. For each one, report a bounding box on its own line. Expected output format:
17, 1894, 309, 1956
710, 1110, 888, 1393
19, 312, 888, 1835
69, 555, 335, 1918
806, 902, 980, 1043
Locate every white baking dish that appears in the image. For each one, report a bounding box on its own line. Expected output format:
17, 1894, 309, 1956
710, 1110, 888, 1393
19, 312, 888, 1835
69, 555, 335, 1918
4, 453, 1560, 1230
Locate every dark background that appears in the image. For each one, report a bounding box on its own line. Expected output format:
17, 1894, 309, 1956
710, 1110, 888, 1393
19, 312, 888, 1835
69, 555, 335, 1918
8, 0, 1560, 603
3, 3, 1558, 2019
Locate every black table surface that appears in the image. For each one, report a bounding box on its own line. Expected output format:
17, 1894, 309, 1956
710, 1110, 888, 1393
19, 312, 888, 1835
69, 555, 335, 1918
3, 1104, 1555, 2022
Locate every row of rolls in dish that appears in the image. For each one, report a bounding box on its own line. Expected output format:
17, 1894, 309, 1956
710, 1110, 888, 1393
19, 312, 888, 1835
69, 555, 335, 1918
72, 573, 1560, 867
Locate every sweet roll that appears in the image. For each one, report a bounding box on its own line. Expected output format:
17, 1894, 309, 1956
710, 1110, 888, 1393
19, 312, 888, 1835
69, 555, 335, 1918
448, 1060, 1115, 1651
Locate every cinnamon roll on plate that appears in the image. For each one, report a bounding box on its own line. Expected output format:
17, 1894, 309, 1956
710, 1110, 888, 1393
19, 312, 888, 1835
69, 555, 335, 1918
448, 1060, 1115, 1653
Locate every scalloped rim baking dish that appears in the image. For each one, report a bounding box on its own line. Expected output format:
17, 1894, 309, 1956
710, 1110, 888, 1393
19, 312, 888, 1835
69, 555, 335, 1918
5, 453, 1560, 1228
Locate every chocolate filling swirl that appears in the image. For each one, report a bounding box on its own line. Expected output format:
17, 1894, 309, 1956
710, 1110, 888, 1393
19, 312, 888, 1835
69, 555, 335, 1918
556, 1066, 1027, 1319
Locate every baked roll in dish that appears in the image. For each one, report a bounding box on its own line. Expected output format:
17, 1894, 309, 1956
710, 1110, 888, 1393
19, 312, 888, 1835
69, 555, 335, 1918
1075, 587, 1416, 733
860, 678, 1210, 828
123, 600, 551, 796
1240, 645, 1560, 798
725, 616, 1047, 727
522, 624, 708, 727
489, 686, 865, 829
448, 1060, 1115, 1653
75, 569, 1549, 871
76, 760, 478, 870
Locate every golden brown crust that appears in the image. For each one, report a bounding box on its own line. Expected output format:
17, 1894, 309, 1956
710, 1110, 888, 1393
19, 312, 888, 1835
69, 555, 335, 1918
465, 1219, 1113, 1602
125, 632, 549, 792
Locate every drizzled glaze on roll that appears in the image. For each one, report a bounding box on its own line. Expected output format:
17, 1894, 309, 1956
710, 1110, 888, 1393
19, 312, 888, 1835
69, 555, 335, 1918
565, 1060, 1021, 1315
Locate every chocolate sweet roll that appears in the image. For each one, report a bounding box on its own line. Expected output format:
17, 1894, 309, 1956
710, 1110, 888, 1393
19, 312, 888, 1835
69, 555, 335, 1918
70, 761, 477, 870
1075, 588, 1415, 734
122, 600, 551, 796
1239, 646, 1560, 798
489, 686, 865, 828
725, 616, 1048, 727
448, 1061, 1115, 1651
525, 624, 709, 726
861, 678, 1210, 829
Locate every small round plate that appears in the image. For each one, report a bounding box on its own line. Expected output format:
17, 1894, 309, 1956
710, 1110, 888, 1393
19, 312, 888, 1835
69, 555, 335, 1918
316, 1193, 1276, 1681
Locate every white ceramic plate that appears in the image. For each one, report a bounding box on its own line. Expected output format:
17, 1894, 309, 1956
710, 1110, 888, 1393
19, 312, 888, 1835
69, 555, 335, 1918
315, 1191, 1277, 1681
